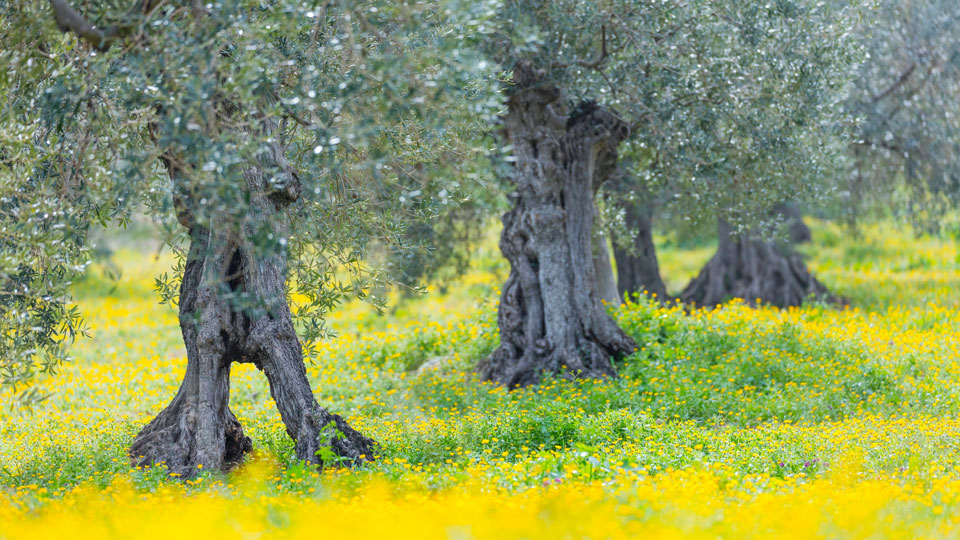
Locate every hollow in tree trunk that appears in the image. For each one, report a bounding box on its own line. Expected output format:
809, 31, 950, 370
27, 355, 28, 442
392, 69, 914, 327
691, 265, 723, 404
593, 231, 621, 306
477, 62, 637, 387
128, 136, 375, 477
612, 198, 667, 302
680, 205, 835, 308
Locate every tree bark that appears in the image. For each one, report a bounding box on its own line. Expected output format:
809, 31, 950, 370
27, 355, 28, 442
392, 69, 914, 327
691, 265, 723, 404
477, 62, 637, 387
680, 207, 835, 309
129, 128, 375, 477
612, 200, 668, 302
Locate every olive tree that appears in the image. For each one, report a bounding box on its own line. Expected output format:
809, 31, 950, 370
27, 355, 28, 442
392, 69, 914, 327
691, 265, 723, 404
679, 203, 839, 307
844, 0, 960, 232
477, 0, 862, 385
604, 2, 862, 308
0, 0, 497, 475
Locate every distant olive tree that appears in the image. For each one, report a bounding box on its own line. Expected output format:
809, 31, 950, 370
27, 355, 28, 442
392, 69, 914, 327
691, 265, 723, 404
844, 0, 960, 233
607, 2, 864, 308
0, 0, 498, 475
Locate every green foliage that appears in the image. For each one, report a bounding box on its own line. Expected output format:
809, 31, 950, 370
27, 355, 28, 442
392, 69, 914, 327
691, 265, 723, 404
0, 77, 95, 402
488, 0, 865, 238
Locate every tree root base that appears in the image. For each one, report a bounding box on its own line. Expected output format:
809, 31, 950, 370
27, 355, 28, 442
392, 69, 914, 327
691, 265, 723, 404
478, 341, 620, 388
128, 403, 252, 478
306, 408, 379, 466
681, 238, 840, 308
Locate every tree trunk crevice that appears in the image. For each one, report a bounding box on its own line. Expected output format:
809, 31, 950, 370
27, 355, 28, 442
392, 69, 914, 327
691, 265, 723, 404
593, 231, 621, 306
479, 62, 636, 387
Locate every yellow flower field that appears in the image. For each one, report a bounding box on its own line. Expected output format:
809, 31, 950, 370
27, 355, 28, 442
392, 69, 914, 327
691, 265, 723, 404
4, 221, 960, 539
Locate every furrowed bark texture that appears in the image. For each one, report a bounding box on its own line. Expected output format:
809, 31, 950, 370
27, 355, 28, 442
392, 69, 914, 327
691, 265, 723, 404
680, 206, 835, 308
478, 62, 637, 387
612, 200, 667, 302
129, 133, 375, 477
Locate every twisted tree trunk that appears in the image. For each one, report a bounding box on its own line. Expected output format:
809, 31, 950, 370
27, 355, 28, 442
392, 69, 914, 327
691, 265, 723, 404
478, 62, 636, 387
680, 205, 835, 308
129, 129, 375, 477
613, 199, 667, 302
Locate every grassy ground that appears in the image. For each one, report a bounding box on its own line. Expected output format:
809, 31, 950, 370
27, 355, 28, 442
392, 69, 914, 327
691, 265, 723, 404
4, 220, 960, 538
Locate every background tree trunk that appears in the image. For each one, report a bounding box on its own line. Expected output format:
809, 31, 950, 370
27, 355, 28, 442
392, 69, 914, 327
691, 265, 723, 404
477, 62, 637, 387
129, 134, 375, 477
613, 200, 668, 302
680, 206, 836, 308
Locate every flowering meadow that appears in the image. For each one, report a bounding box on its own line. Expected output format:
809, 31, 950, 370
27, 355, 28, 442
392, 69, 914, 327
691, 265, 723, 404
4, 221, 960, 539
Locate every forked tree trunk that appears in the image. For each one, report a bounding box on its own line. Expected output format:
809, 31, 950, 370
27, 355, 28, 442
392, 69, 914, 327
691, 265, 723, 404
680, 206, 835, 308
477, 62, 637, 387
129, 132, 375, 477
613, 200, 667, 302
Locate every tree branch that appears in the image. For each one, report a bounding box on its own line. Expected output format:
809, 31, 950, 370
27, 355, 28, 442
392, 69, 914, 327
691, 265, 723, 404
551, 25, 619, 71
577, 25, 609, 70
47, 0, 163, 51
871, 63, 916, 103
49, 0, 112, 49
544, 104, 567, 131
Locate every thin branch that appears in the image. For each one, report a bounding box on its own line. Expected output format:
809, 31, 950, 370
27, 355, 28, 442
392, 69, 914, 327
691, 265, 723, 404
884, 63, 935, 121
651, 17, 695, 45
280, 102, 313, 128
598, 68, 618, 100
855, 137, 906, 156
628, 112, 654, 134
577, 25, 609, 70
551, 25, 616, 71
871, 63, 917, 103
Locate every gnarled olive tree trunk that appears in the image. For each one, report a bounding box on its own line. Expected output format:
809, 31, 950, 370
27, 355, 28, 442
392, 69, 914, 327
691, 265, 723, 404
680, 205, 835, 308
129, 134, 375, 477
478, 62, 636, 387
